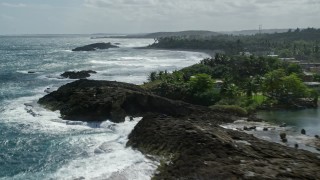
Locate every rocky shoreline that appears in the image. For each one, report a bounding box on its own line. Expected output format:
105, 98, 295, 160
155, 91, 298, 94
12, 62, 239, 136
72, 42, 119, 51
128, 115, 320, 179
136, 46, 218, 57
38, 79, 320, 179
60, 70, 97, 79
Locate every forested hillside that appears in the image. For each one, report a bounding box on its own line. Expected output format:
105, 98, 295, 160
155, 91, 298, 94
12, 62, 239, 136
149, 28, 320, 61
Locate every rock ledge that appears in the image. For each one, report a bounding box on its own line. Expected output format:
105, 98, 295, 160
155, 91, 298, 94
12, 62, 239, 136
72, 42, 119, 51
38, 79, 320, 179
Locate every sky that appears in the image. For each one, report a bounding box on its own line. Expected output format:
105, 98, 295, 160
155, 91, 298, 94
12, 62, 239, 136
0, 0, 319, 34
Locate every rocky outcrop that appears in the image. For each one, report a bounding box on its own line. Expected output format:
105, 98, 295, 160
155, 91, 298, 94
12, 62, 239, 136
38, 79, 320, 179
259, 98, 318, 110
72, 42, 119, 51
60, 70, 97, 79
128, 114, 320, 179
38, 79, 231, 123
294, 98, 318, 108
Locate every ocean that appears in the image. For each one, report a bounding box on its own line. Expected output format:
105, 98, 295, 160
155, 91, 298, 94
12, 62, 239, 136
0, 35, 209, 180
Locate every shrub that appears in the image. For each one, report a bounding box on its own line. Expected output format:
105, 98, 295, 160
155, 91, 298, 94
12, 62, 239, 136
209, 105, 248, 116
148, 71, 158, 82
189, 89, 221, 106
180, 64, 215, 81
189, 74, 215, 93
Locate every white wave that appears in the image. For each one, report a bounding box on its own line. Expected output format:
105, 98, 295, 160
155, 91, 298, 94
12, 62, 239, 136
0, 81, 160, 179
16, 70, 44, 74
1, 100, 82, 134
0, 87, 94, 134
3, 116, 160, 180
0, 85, 160, 179
0, 42, 212, 180
119, 56, 154, 61
60, 49, 72, 53
48, 117, 159, 180
86, 50, 209, 84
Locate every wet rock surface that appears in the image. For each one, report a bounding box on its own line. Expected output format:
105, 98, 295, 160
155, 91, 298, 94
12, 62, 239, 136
38, 79, 232, 123
72, 42, 119, 51
38, 79, 320, 179
60, 70, 97, 79
128, 114, 320, 179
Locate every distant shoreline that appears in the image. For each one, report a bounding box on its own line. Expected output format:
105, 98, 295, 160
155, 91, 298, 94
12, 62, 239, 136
136, 46, 219, 57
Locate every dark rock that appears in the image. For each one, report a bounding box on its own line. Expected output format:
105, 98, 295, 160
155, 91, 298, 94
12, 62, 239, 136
44, 88, 51, 93
294, 98, 318, 108
28, 71, 36, 74
280, 132, 286, 139
315, 135, 319, 139
247, 115, 263, 122
295, 144, 299, 149
263, 127, 268, 131
73, 177, 85, 180
279, 123, 287, 127
243, 126, 248, 131
249, 126, 256, 130
60, 70, 97, 79
301, 129, 306, 135
128, 114, 320, 179
38, 79, 320, 179
72, 42, 119, 51
281, 138, 288, 143
38, 79, 231, 123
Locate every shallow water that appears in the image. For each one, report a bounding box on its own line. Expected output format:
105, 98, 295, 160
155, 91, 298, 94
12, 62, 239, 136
0, 35, 209, 179
257, 108, 320, 137
221, 115, 320, 154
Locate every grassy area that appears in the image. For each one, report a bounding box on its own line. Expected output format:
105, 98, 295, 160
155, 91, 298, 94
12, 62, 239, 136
215, 94, 267, 113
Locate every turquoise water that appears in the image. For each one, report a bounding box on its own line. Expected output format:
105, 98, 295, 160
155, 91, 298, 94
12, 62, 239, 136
0, 35, 209, 179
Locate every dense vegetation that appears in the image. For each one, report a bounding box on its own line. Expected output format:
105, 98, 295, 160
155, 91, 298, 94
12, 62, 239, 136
149, 28, 320, 62
143, 54, 317, 113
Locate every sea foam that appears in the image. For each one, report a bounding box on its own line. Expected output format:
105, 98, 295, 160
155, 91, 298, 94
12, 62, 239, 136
48, 117, 160, 180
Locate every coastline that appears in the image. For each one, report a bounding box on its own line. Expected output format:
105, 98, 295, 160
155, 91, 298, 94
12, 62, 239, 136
221, 117, 320, 154
13, 39, 319, 179
135, 46, 220, 57
2, 37, 216, 179
39, 79, 320, 179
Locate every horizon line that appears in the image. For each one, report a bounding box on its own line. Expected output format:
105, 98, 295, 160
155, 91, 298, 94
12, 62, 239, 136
1, 27, 319, 36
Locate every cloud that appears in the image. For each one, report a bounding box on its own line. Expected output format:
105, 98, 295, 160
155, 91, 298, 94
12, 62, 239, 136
79, 0, 320, 33
0, 2, 26, 8
84, 0, 221, 19
0, 0, 319, 34
81, 0, 270, 18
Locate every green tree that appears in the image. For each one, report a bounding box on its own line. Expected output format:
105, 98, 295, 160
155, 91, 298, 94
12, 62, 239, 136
262, 69, 310, 103
313, 74, 320, 82
180, 64, 215, 81
281, 74, 309, 100
286, 63, 303, 75
188, 74, 220, 106
221, 83, 241, 98
148, 71, 157, 82
315, 45, 319, 53
262, 69, 286, 99
189, 74, 215, 92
